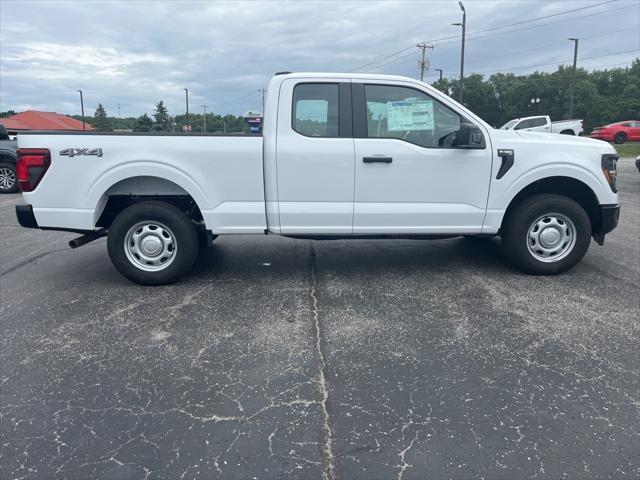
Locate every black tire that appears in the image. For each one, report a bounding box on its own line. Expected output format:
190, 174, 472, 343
0, 163, 18, 193
107, 201, 199, 285
559, 130, 574, 135
614, 132, 626, 144
501, 194, 591, 275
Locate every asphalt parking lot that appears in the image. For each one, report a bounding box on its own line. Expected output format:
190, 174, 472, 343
1, 158, 638, 480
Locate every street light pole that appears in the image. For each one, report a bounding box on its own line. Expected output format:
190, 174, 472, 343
117, 103, 121, 130
435, 68, 443, 81
453, 1, 466, 104
201, 104, 208, 133
184, 88, 190, 133
568, 38, 579, 119
77, 90, 85, 130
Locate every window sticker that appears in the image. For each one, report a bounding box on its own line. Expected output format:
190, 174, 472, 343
386, 100, 434, 131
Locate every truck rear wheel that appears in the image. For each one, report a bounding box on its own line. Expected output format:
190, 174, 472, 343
107, 201, 199, 285
501, 194, 591, 275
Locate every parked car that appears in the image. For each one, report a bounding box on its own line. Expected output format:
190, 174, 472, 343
0, 125, 18, 193
15, 72, 619, 284
590, 121, 640, 144
500, 115, 583, 136
636, 156, 640, 173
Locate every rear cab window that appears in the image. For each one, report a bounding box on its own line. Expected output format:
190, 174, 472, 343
292, 84, 339, 137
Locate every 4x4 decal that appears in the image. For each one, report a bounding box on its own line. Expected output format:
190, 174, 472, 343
59, 148, 103, 157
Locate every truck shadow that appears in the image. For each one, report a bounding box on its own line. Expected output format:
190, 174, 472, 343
189, 235, 512, 282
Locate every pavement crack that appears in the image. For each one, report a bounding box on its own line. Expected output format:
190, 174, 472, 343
309, 242, 337, 480
0, 247, 70, 277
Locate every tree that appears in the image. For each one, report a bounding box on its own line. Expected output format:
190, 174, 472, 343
92, 103, 112, 131
153, 100, 171, 131
133, 113, 153, 132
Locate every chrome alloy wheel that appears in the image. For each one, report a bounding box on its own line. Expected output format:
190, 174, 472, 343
0, 167, 16, 191
526, 213, 576, 263
124, 221, 177, 271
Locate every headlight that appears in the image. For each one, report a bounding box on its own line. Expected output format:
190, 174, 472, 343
601, 153, 618, 193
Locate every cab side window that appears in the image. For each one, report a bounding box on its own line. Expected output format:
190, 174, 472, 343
292, 84, 339, 137
530, 117, 547, 128
364, 84, 461, 148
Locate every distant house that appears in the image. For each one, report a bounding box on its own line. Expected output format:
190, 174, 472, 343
0, 110, 93, 135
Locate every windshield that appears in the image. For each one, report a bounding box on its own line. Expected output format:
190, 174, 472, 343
500, 119, 518, 130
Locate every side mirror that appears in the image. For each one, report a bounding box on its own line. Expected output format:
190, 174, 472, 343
458, 122, 485, 149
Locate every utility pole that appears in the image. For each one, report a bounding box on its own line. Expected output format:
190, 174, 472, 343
568, 38, 579, 119
77, 90, 85, 130
435, 68, 443, 81
416, 43, 434, 81
258, 89, 266, 111
184, 88, 190, 133
201, 104, 208, 133
453, 1, 466, 104
117, 103, 121, 130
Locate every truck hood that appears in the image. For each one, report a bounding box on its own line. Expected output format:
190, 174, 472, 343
490, 128, 614, 152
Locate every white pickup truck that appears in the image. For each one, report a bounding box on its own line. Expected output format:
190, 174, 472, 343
15, 72, 619, 285
500, 115, 583, 136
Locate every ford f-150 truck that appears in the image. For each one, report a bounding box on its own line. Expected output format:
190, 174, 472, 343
15, 72, 619, 285
500, 115, 583, 136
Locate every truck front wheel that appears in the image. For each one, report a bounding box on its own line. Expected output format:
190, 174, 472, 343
107, 201, 199, 285
501, 194, 591, 275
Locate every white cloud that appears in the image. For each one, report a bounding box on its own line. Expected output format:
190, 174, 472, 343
0, 0, 638, 117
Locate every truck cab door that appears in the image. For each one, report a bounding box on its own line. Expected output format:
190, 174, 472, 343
351, 82, 492, 234
275, 79, 355, 234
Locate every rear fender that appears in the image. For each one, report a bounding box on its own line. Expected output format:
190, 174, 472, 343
88, 162, 210, 225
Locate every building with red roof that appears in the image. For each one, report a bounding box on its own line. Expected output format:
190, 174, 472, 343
0, 110, 92, 133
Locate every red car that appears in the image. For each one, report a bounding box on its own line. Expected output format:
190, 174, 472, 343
590, 121, 640, 144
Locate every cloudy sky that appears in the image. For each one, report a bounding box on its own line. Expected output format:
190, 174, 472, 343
0, 0, 638, 118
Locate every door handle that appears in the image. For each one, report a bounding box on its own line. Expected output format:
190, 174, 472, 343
363, 156, 392, 163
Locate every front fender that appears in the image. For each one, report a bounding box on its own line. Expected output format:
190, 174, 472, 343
493, 162, 614, 209
482, 162, 617, 234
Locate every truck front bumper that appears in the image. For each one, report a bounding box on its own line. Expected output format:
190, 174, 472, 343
593, 204, 620, 245
16, 204, 38, 229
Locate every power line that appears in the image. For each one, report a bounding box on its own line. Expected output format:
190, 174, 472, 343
433, 50, 638, 78
427, 61, 636, 81
349, 45, 416, 72
433, 3, 637, 48
438, 24, 639, 70
455, 0, 620, 38
349, 1, 631, 72
214, 90, 259, 109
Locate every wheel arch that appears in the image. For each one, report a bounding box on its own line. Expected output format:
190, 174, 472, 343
0, 150, 17, 164
91, 171, 208, 228
501, 176, 601, 234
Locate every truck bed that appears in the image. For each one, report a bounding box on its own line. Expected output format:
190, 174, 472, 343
18, 131, 267, 233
